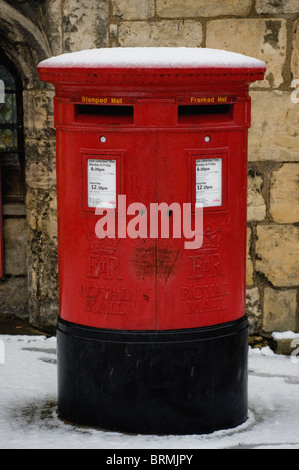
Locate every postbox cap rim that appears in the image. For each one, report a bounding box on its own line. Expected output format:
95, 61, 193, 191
37, 47, 266, 71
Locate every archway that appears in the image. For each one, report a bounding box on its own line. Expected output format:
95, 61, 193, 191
0, 4, 52, 322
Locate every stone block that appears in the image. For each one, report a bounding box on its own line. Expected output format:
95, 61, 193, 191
26, 160, 56, 191
291, 19, 299, 81
3, 218, 27, 276
275, 338, 298, 356
23, 90, 55, 139
156, 0, 251, 18
62, 0, 109, 51
112, 0, 155, 19
26, 188, 59, 331
272, 332, 299, 356
109, 24, 118, 39
249, 91, 299, 162
0, 277, 28, 317
118, 20, 203, 47
270, 163, 299, 223
256, 225, 299, 286
25, 139, 56, 190
246, 227, 254, 286
256, 0, 299, 14
247, 170, 266, 222
42, 0, 64, 56
38, 193, 58, 243
206, 18, 287, 88
26, 187, 57, 244
263, 287, 297, 332
2, 203, 26, 217
246, 287, 262, 334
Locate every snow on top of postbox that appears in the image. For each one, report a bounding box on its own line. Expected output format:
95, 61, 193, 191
38, 47, 266, 70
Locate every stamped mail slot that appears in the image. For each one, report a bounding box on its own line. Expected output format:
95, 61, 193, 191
75, 104, 134, 124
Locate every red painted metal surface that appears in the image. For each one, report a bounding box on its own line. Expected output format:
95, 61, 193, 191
38, 55, 265, 330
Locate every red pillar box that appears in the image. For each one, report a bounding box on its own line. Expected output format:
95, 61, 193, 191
38, 48, 266, 434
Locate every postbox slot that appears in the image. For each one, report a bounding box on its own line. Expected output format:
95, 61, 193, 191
75, 104, 134, 124
178, 104, 233, 124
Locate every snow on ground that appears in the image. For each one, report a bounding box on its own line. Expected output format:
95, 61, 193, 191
0, 334, 298, 449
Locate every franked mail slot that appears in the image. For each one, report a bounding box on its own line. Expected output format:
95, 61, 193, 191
178, 104, 233, 124
75, 104, 134, 124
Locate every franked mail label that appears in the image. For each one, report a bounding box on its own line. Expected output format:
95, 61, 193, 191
87, 159, 116, 208
196, 158, 222, 208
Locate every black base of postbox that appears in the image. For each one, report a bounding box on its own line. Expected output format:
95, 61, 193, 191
56, 316, 248, 435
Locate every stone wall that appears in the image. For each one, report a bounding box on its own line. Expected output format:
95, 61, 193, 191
108, 1, 299, 336
0, 0, 298, 335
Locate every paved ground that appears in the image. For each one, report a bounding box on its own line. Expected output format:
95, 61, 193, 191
0, 314, 46, 336
1, 314, 299, 448
1, 332, 299, 448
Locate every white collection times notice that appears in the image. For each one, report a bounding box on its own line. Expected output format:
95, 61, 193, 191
196, 158, 222, 208
87, 159, 116, 209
